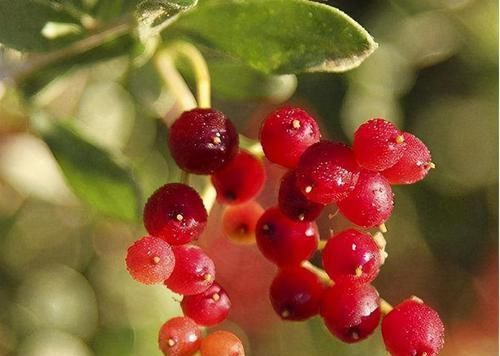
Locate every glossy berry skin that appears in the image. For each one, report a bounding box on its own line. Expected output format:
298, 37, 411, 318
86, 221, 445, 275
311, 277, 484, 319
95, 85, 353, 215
322, 229, 381, 284
259, 106, 321, 168
158, 316, 201, 356
382, 133, 433, 185
256, 207, 319, 266
270, 267, 325, 321
144, 183, 207, 245
353, 118, 407, 171
165, 245, 215, 295
168, 108, 239, 174
126, 236, 175, 285
337, 171, 394, 228
278, 170, 324, 221
211, 150, 266, 205
382, 298, 445, 356
222, 201, 264, 244
296, 141, 360, 204
200, 331, 245, 356
181, 282, 231, 326
320, 283, 381, 343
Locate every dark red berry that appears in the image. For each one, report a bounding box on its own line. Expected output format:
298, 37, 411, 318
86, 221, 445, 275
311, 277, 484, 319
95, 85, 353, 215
320, 283, 381, 343
382, 132, 434, 185
256, 207, 319, 266
337, 171, 394, 228
211, 150, 266, 205
270, 267, 325, 321
125, 236, 175, 284
165, 245, 215, 295
278, 170, 324, 221
382, 297, 445, 356
353, 118, 407, 171
181, 282, 231, 326
168, 108, 239, 174
222, 201, 264, 244
322, 229, 381, 284
158, 316, 201, 356
259, 106, 321, 168
295, 141, 360, 204
144, 183, 207, 245
200, 330, 245, 356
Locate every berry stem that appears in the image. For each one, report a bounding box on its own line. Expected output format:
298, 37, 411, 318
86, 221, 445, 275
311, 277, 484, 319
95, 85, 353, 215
318, 240, 327, 251
380, 298, 394, 314
180, 170, 190, 185
302, 261, 333, 286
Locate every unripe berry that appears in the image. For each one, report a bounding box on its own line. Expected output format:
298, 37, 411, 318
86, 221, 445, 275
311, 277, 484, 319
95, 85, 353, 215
222, 201, 264, 244
158, 316, 201, 356
181, 282, 231, 326
200, 330, 245, 356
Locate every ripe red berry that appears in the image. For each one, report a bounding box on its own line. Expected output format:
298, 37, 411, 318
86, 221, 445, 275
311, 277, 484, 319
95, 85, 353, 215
144, 183, 207, 245
125, 236, 175, 285
165, 245, 215, 295
322, 229, 381, 284
382, 133, 434, 185
222, 201, 264, 244
295, 141, 360, 204
256, 207, 319, 266
259, 106, 321, 168
337, 171, 394, 228
200, 330, 245, 356
278, 170, 324, 221
168, 108, 239, 174
353, 118, 407, 171
158, 316, 201, 356
211, 150, 266, 205
270, 267, 325, 321
382, 297, 445, 356
181, 282, 231, 326
320, 283, 381, 343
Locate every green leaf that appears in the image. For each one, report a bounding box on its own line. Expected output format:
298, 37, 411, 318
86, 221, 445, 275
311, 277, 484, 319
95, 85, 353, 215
166, 0, 378, 74
38, 119, 141, 221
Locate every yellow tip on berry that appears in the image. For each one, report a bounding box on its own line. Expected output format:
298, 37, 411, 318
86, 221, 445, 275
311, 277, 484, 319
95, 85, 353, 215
410, 295, 424, 304
212, 136, 222, 144
351, 331, 360, 340
204, 273, 213, 282
152, 256, 161, 264
212, 293, 221, 301
304, 186, 313, 194
167, 338, 176, 347
379, 223, 387, 233
427, 162, 436, 169
395, 135, 405, 144
176, 213, 184, 222
291, 119, 301, 129
298, 213, 305, 221
281, 309, 290, 318
262, 224, 270, 231
355, 266, 363, 277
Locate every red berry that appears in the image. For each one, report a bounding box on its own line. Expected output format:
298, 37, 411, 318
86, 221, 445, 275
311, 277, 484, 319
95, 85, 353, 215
322, 229, 381, 284
144, 183, 207, 245
165, 245, 215, 295
168, 108, 239, 174
222, 201, 264, 244
259, 106, 321, 168
158, 316, 201, 356
382, 298, 445, 356
181, 282, 231, 326
353, 118, 407, 171
337, 171, 394, 228
256, 207, 319, 266
382, 133, 434, 184
125, 236, 175, 284
211, 150, 266, 205
278, 170, 324, 221
200, 330, 245, 356
295, 141, 360, 204
320, 283, 381, 343
270, 267, 325, 321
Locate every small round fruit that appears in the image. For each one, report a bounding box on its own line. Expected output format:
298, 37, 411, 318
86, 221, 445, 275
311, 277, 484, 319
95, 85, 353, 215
168, 108, 239, 174
158, 316, 201, 356
353, 118, 407, 171
296, 141, 360, 204
270, 267, 325, 321
200, 331, 245, 356
322, 229, 381, 284
125, 236, 175, 284
222, 201, 264, 244
144, 183, 207, 245
382, 132, 434, 184
211, 150, 266, 205
320, 283, 381, 343
256, 207, 319, 266
181, 282, 231, 326
382, 297, 445, 356
259, 106, 321, 168
165, 245, 215, 295
337, 171, 394, 228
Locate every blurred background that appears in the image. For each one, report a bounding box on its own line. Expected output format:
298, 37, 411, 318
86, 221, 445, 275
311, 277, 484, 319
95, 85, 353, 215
0, 0, 498, 355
